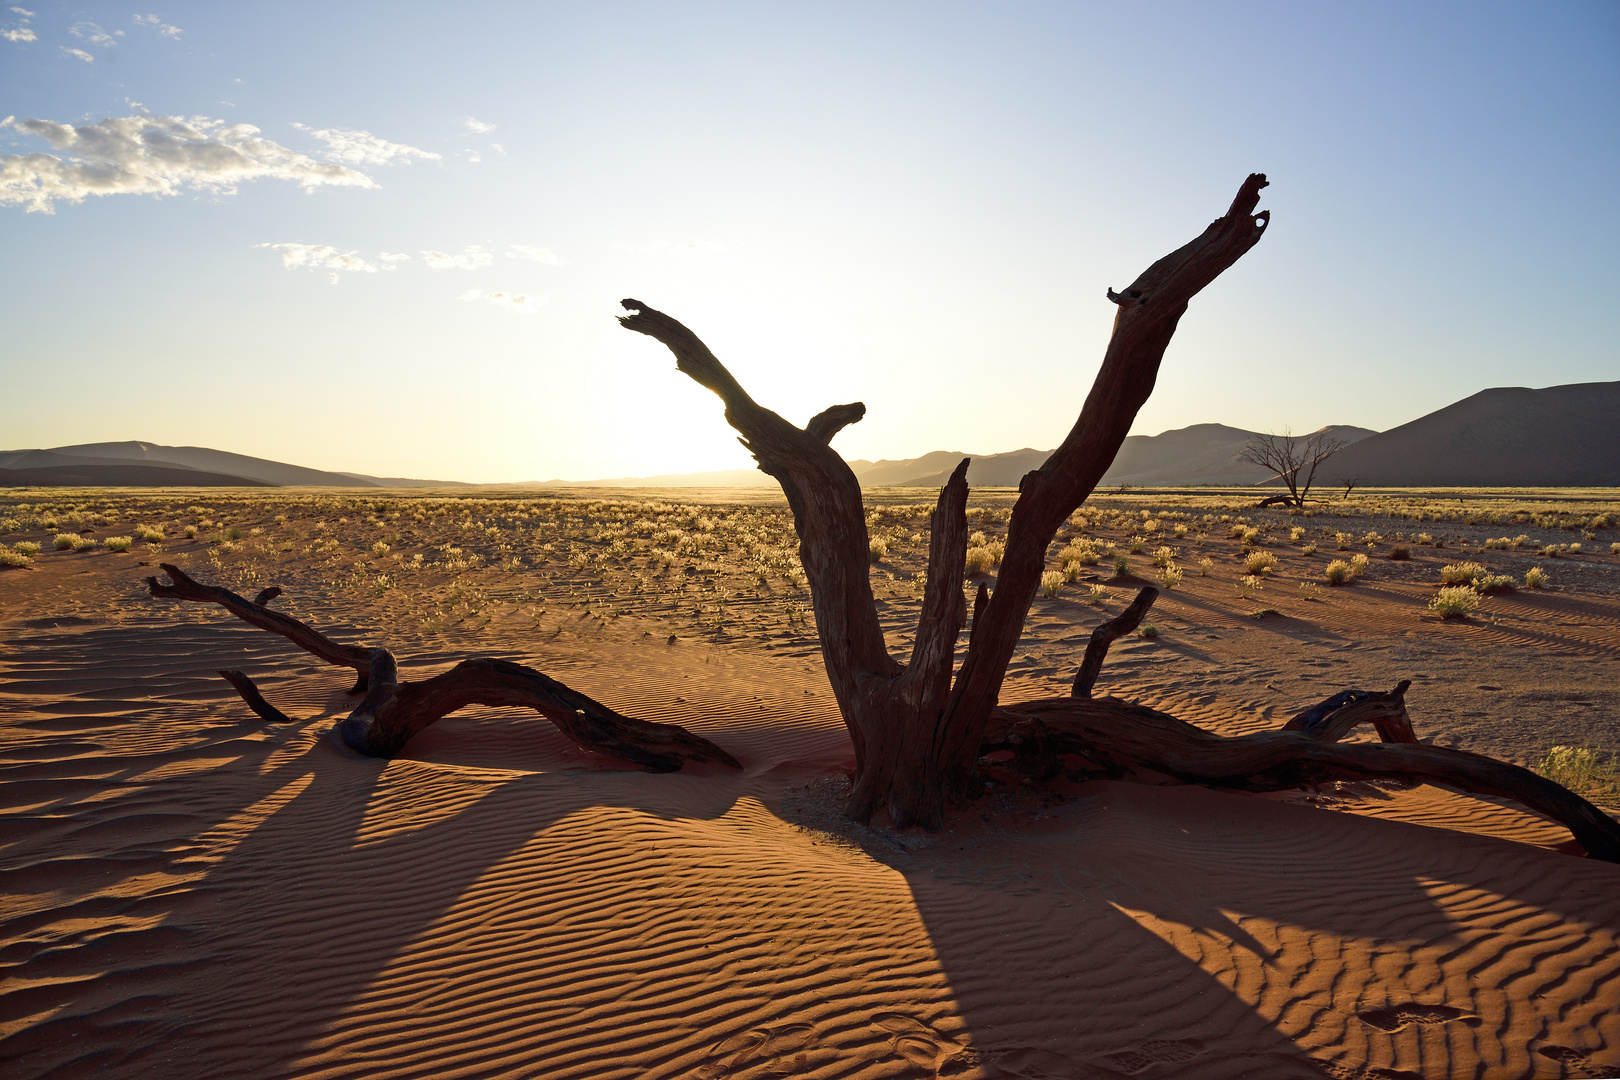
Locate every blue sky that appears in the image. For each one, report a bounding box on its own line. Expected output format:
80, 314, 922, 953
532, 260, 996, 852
3, 2, 1616, 482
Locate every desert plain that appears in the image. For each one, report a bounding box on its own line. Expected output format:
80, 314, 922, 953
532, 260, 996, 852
2, 485, 1619, 1080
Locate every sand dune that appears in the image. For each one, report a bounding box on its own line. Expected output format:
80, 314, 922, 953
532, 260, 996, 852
1326, 382, 1620, 488
3, 490, 1619, 1078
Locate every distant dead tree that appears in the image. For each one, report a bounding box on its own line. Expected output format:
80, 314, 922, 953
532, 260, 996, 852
147, 174, 1620, 861
1241, 427, 1348, 508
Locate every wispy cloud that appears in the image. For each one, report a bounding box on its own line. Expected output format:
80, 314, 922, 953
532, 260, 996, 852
60, 46, 92, 62
0, 114, 376, 214
508, 244, 565, 266
132, 13, 182, 39
69, 20, 118, 46
460, 288, 540, 313
256, 242, 378, 284
463, 117, 495, 134
290, 123, 440, 166
2, 8, 34, 42
421, 246, 492, 270
379, 252, 411, 264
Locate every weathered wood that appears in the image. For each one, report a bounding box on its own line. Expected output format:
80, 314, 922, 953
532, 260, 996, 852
337, 656, 741, 771
150, 568, 739, 772
1285, 681, 1417, 744
219, 669, 296, 724
1072, 585, 1159, 698
148, 563, 372, 686
252, 586, 284, 607
939, 175, 1274, 807
985, 695, 1620, 862
622, 175, 1273, 826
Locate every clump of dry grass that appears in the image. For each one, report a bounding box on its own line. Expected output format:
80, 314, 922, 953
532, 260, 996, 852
104, 536, 133, 552
1389, 545, 1410, 560
0, 545, 34, 569
1525, 566, 1550, 588
1244, 550, 1277, 576
1536, 746, 1619, 804
1112, 552, 1132, 578
1324, 559, 1353, 585
1038, 570, 1065, 597
1428, 586, 1481, 618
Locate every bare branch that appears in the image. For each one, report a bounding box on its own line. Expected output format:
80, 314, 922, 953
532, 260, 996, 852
988, 695, 1620, 862
218, 669, 297, 724
147, 564, 373, 687
338, 657, 742, 771
1284, 681, 1417, 745
941, 174, 1273, 791
1072, 586, 1159, 698
805, 402, 866, 444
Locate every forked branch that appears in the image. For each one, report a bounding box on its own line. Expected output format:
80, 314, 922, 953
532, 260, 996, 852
986, 694, 1620, 862
148, 567, 739, 772
147, 562, 372, 688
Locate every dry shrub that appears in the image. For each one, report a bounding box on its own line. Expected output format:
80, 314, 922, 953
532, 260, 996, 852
1536, 746, 1619, 801
1428, 585, 1481, 618
1324, 559, 1353, 586
1038, 570, 1065, 597
1440, 561, 1487, 586
1244, 550, 1277, 575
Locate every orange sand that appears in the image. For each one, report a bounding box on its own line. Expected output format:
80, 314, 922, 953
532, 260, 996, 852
4, 506, 1620, 1079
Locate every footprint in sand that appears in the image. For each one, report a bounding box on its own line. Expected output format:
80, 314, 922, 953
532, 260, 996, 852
1537, 1044, 1619, 1080
1093, 1038, 1209, 1075
871, 1013, 1123, 1079
1355, 1003, 1482, 1033
693, 1023, 815, 1078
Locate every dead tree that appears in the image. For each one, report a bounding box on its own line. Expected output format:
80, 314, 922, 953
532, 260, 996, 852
1241, 427, 1348, 507
146, 563, 738, 772
145, 174, 1620, 861
619, 174, 1620, 860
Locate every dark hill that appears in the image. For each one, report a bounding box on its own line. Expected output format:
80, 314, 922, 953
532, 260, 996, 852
1325, 381, 1620, 487
0, 464, 271, 487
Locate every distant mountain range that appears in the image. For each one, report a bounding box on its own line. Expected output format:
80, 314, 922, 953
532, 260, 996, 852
4, 381, 1615, 490
0, 442, 468, 489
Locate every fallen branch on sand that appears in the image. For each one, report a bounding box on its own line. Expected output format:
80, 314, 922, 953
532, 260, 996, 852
148, 564, 1620, 861
147, 563, 739, 772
